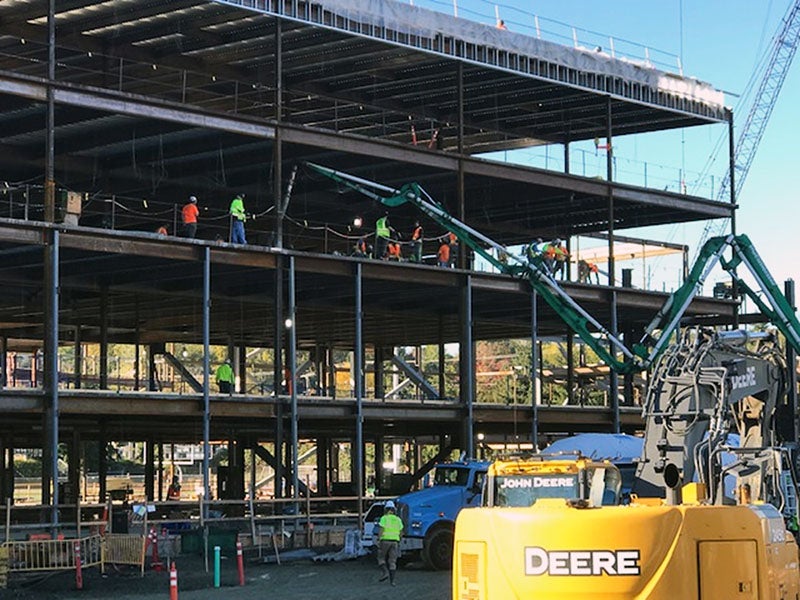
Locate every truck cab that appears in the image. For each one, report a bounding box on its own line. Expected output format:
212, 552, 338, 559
399, 460, 489, 570
363, 460, 489, 570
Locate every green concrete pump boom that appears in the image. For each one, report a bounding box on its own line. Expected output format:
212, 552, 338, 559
304, 162, 800, 373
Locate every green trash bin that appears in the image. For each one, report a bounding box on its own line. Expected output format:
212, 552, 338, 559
180, 527, 238, 555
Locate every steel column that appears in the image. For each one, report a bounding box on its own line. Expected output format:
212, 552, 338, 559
328, 345, 336, 400
316, 437, 329, 496
99, 288, 108, 389
460, 275, 474, 458
374, 437, 383, 492
145, 437, 155, 501
288, 255, 298, 501
5, 446, 13, 503
354, 262, 364, 509
237, 344, 247, 394
531, 290, 540, 449
606, 96, 615, 284
67, 431, 79, 506
148, 344, 157, 391
457, 63, 466, 269
157, 443, 163, 501
566, 332, 575, 404
374, 345, 384, 400
0, 437, 5, 504
0, 337, 5, 388
43, 229, 59, 524
44, 0, 55, 223
438, 315, 446, 398
274, 256, 284, 496
607, 96, 620, 433
74, 326, 82, 389
133, 326, 139, 390
274, 17, 284, 248
202, 247, 211, 509
98, 427, 107, 503
438, 341, 446, 399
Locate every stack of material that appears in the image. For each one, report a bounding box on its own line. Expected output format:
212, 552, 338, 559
312, 530, 368, 562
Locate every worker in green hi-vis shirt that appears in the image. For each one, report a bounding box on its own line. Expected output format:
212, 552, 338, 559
229, 193, 247, 244
375, 500, 403, 586
215, 358, 234, 394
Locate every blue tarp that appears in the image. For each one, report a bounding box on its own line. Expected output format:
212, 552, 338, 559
544, 433, 643, 464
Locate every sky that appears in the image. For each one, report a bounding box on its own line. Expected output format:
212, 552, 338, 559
411, 0, 800, 294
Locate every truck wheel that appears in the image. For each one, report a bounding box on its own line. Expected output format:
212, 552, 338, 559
424, 529, 453, 570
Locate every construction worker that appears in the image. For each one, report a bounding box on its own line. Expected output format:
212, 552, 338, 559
167, 475, 181, 501
543, 238, 569, 278
181, 195, 199, 238
410, 221, 423, 262
353, 236, 370, 258
578, 259, 601, 284
553, 239, 569, 279
526, 238, 544, 262
588, 261, 600, 284
375, 213, 393, 259
448, 232, 459, 268
376, 500, 403, 586
437, 239, 450, 267
229, 193, 247, 244
387, 240, 402, 261
215, 358, 235, 394
436, 239, 450, 269
496, 19, 507, 30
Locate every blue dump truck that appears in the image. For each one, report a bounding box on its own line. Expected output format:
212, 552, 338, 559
362, 460, 489, 570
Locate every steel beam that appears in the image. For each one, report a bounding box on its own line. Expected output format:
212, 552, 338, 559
0, 74, 276, 139
389, 354, 438, 400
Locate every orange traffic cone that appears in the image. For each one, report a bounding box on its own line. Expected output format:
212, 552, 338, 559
149, 528, 163, 571
169, 562, 178, 600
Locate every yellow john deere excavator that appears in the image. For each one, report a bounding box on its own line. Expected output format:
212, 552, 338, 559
455, 328, 800, 600
303, 161, 800, 599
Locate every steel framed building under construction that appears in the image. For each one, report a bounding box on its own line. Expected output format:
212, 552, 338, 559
0, 0, 737, 521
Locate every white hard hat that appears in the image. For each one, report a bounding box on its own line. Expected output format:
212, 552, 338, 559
385, 500, 396, 510
189, 195, 197, 203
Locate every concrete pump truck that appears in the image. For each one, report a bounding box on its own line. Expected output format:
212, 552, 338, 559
302, 162, 800, 599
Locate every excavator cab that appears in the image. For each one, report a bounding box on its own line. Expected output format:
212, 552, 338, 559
483, 455, 622, 508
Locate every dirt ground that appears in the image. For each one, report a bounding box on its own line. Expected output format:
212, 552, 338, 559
1, 552, 451, 600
